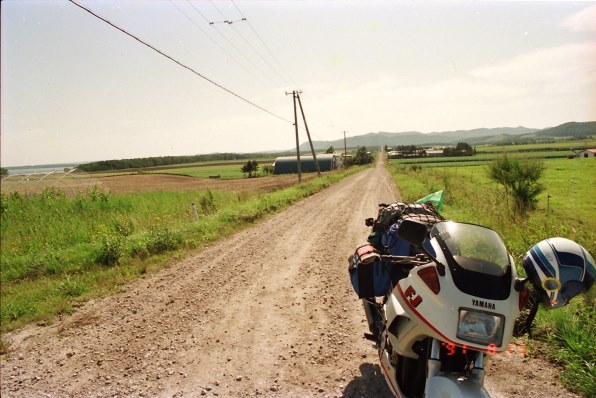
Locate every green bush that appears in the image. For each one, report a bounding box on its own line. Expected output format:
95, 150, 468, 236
146, 227, 181, 254
96, 233, 124, 266
200, 190, 217, 214
487, 155, 545, 215
56, 276, 87, 297
130, 241, 149, 260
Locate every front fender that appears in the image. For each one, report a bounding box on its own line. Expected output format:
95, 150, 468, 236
425, 374, 490, 398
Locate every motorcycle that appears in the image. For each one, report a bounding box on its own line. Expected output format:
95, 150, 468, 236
348, 203, 595, 398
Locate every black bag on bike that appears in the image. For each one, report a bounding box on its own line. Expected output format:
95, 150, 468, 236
348, 244, 392, 298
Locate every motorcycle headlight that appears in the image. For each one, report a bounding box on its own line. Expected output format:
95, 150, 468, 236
456, 308, 504, 347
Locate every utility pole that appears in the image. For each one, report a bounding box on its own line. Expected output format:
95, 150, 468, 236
285, 90, 302, 183
343, 131, 347, 168
296, 93, 321, 177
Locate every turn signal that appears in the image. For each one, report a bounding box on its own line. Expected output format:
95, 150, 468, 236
417, 266, 440, 294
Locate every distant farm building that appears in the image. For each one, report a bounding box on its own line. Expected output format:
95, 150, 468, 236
273, 154, 342, 175
577, 149, 596, 158
425, 149, 444, 157
388, 148, 443, 159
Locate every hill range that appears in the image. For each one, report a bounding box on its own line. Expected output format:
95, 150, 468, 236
300, 121, 596, 151
18, 121, 592, 173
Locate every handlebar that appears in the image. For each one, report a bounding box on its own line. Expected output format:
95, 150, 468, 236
378, 253, 430, 266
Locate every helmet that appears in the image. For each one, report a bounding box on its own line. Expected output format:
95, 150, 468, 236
522, 238, 595, 308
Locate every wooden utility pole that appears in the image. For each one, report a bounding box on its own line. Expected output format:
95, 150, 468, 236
284, 90, 321, 181
285, 90, 302, 183
296, 93, 321, 177
343, 131, 347, 168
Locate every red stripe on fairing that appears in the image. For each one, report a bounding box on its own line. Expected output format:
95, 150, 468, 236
396, 283, 506, 354
379, 360, 402, 397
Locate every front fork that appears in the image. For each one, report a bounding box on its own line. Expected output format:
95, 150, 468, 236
427, 339, 486, 384
362, 298, 383, 341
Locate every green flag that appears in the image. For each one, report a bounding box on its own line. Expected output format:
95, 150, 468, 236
416, 190, 445, 212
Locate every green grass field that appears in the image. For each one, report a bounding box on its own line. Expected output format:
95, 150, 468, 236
476, 139, 596, 153
389, 150, 575, 167
395, 158, 594, 230
148, 163, 264, 179
78, 159, 276, 179
388, 139, 596, 168
145, 159, 277, 179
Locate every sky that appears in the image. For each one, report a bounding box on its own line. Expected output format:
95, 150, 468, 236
1, 0, 595, 167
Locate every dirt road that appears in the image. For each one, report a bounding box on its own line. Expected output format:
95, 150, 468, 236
0, 160, 579, 397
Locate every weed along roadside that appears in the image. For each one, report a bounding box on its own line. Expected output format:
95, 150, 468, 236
0, 166, 366, 338
386, 158, 595, 397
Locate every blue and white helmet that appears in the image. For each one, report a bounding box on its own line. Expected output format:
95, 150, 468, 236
522, 238, 595, 308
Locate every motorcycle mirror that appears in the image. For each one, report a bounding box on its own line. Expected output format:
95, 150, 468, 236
365, 218, 375, 227
397, 219, 447, 276
397, 219, 427, 246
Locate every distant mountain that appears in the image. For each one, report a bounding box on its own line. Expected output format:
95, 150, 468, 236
299, 122, 595, 151
533, 121, 596, 138
299, 127, 537, 151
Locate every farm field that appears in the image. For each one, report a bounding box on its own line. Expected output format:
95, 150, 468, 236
417, 159, 592, 223
476, 139, 596, 153
78, 158, 278, 177
539, 158, 596, 225
389, 150, 574, 166
148, 163, 270, 179
388, 157, 595, 252
0, 168, 312, 196
389, 140, 596, 167
143, 158, 276, 178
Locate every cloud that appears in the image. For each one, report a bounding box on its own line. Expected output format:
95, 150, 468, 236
300, 41, 596, 134
561, 4, 596, 32
470, 42, 596, 88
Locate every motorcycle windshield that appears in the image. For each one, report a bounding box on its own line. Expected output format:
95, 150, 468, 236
431, 222, 512, 300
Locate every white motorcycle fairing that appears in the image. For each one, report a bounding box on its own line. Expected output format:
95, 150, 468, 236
390, 262, 522, 356
379, 234, 523, 397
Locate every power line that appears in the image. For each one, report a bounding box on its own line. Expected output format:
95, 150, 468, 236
67, 0, 292, 124
185, 0, 279, 88
170, 0, 271, 89
209, 0, 291, 84
231, 0, 296, 87
229, 23, 289, 86
208, 18, 246, 25
209, 0, 289, 86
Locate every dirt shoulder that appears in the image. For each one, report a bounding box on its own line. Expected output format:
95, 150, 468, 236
0, 160, 580, 397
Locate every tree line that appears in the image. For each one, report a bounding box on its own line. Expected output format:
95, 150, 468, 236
442, 142, 475, 156
77, 152, 290, 172
385, 143, 475, 157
